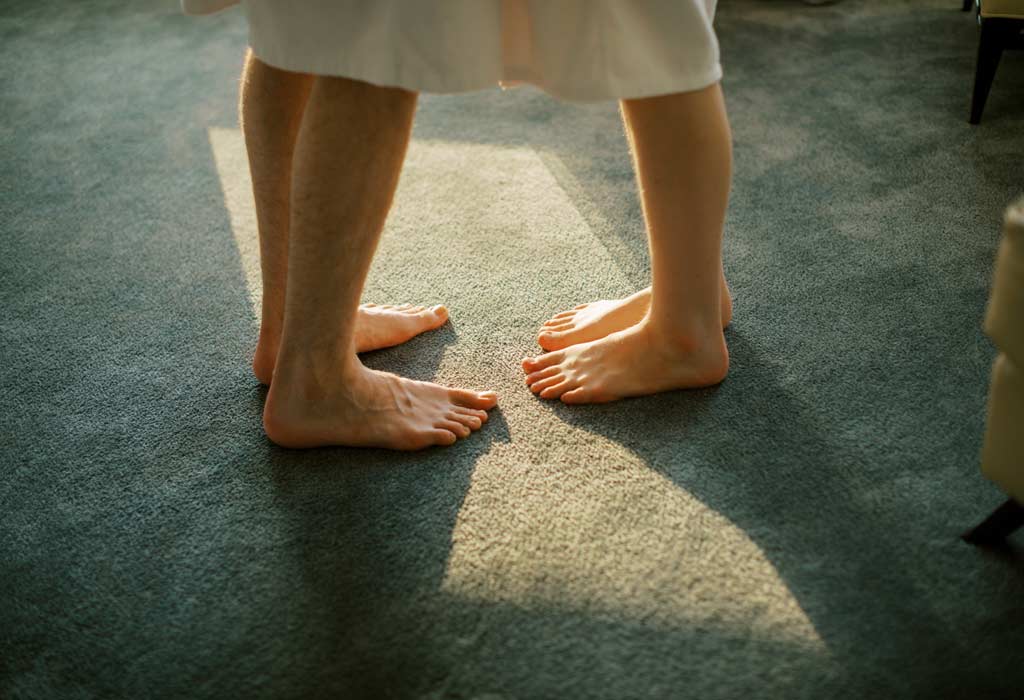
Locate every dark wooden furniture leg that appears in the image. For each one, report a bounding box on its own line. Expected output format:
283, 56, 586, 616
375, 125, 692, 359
963, 0, 973, 12
963, 498, 1024, 545
970, 18, 1024, 124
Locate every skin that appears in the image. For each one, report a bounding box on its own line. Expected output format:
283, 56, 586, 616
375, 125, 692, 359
536, 282, 732, 352
241, 51, 731, 439
523, 83, 733, 403
240, 51, 450, 387
243, 54, 496, 449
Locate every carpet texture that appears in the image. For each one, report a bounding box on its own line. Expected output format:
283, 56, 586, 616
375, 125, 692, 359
2, 1, 1023, 698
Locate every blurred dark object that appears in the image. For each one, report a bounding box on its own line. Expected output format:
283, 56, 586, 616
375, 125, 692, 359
968, 1, 1024, 123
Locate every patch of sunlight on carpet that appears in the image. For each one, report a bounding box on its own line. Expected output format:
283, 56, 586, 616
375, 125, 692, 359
442, 433, 827, 652
209, 128, 822, 650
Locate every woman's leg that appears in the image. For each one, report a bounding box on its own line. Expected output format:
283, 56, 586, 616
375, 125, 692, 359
262, 75, 496, 449
240, 51, 450, 386
533, 86, 733, 353
523, 83, 732, 403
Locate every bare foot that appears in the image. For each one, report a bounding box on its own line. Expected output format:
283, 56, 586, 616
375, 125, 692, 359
253, 303, 449, 385
264, 357, 497, 450
537, 280, 732, 352
523, 319, 728, 404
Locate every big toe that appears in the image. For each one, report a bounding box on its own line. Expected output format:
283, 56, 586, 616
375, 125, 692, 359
429, 304, 449, 323
418, 304, 448, 329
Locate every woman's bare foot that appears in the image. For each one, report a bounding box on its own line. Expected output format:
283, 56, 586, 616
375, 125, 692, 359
523, 319, 728, 404
264, 356, 497, 450
253, 303, 449, 385
537, 280, 732, 352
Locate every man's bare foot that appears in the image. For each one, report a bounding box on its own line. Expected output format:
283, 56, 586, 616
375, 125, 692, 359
537, 280, 732, 352
253, 303, 449, 385
522, 319, 728, 404
264, 357, 497, 450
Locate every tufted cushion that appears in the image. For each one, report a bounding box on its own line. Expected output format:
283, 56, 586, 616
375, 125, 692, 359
981, 199, 1024, 502
985, 199, 1024, 367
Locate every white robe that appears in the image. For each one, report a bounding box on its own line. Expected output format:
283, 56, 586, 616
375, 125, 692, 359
181, 0, 721, 102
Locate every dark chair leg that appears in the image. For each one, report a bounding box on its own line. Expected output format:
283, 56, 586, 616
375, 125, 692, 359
963, 498, 1024, 545
962, 0, 973, 12
970, 19, 1008, 124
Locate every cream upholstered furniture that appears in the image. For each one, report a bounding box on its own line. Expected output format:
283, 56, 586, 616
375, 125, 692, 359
964, 0, 1024, 123
964, 199, 1024, 544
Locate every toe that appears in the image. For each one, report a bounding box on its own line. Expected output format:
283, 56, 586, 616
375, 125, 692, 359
454, 407, 488, 423
438, 419, 471, 439
522, 352, 563, 372
431, 305, 449, 322
530, 374, 565, 394
544, 321, 574, 333
538, 330, 571, 351
418, 307, 448, 329
525, 366, 559, 385
402, 305, 425, 314
574, 303, 588, 310
448, 411, 482, 430
559, 388, 588, 404
362, 302, 376, 308
544, 317, 573, 328
451, 389, 498, 409
539, 380, 572, 399
428, 429, 458, 446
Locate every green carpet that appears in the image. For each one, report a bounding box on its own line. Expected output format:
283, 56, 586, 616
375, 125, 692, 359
3, 1, 1023, 698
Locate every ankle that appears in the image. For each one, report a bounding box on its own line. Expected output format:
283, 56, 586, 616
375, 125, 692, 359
640, 319, 729, 385
273, 344, 361, 395
256, 324, 282, 351
641, 314, 725, 351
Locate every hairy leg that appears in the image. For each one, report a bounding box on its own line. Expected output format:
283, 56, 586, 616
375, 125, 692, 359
524, 83, 732, 403
262, 75, 495, 449
240, 51, 449, 386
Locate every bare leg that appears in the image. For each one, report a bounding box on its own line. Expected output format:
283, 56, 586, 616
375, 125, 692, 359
523, 83, 731, 403
262, 75, 496, 449
240, 51, 449, 386
534, 88, 734, 353
536, 276, 731, 351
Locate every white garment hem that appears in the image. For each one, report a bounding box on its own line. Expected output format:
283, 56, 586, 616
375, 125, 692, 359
248, 37, 723, 103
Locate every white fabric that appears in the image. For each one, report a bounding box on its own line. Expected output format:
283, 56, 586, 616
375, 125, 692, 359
182, 0, 721, 102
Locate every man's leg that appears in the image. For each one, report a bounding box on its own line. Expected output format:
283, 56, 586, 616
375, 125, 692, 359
523, 83, 732, 403
240, 51, 450, 386
262, 75, 496, 449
